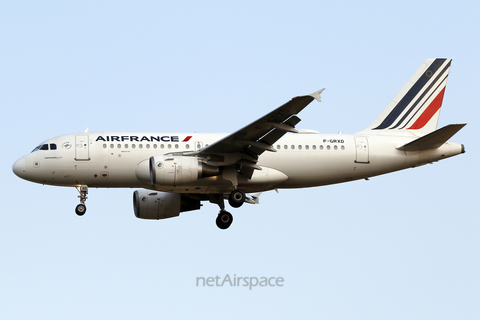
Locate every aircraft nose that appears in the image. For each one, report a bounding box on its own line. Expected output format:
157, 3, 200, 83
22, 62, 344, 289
12, 157, 26, 179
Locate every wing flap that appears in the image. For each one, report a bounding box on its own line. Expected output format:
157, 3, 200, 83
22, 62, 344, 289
239, 165, 255, 179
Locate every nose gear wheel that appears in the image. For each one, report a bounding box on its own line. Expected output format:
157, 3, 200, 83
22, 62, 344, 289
75, 185, 88, 216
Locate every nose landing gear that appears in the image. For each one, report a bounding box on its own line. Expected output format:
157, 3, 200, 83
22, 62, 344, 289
75, 203, 86, 216
75, 185, 88, 216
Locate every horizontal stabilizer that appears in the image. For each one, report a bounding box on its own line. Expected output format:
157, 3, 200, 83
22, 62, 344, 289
397, 124, 466, 151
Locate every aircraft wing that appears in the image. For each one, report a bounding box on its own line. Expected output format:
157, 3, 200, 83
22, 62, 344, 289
198, 89, 324, 178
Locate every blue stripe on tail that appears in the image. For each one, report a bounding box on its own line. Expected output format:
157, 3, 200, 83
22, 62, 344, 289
373, 59, 446, 130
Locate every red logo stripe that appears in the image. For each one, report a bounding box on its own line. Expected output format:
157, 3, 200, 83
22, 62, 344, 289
182, 136, 192, 142
408, 87, 446, 130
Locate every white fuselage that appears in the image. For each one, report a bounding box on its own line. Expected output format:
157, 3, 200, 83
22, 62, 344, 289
13, 131, 463, 194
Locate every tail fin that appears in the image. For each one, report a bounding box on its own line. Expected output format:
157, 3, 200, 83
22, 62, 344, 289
361, 58, 451, 136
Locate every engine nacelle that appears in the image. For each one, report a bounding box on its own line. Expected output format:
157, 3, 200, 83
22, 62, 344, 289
149, 155, 219, 186
133, 189, 201, 220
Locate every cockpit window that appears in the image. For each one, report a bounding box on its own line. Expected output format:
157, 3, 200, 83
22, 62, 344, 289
31, 143, 57, 152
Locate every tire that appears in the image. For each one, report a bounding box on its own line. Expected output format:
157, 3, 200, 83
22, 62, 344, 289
75, 204, 87, 216
216, 211, 233, 229
228, 189, 245, 208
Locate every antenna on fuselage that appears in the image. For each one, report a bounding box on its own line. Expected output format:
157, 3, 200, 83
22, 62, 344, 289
84, 127, 89, 133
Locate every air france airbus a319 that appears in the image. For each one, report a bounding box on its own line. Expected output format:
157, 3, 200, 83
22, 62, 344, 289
12, 59, 466, 229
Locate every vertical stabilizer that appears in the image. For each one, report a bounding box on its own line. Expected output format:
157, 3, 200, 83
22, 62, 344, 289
361, 58, 451, 136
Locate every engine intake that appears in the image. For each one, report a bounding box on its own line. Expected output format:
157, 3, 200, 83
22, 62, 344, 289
133, 189, 201, 220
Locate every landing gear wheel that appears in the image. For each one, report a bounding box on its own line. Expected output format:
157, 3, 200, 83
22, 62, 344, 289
216, 211, 233, 230
75, 204, 87, 216
228, 189, 245, 208
75, 185, 88, 216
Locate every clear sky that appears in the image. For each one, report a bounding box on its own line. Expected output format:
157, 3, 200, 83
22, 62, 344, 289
1, 1, 478, 319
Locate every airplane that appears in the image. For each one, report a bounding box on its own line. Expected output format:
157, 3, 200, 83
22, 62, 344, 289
12, 58, 466, 230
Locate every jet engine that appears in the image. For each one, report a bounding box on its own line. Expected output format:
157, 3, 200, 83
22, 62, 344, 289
149, 155, 219, 186
133, 189, 201, 220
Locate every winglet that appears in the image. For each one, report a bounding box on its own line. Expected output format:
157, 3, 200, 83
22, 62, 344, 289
309, 88, 325, 102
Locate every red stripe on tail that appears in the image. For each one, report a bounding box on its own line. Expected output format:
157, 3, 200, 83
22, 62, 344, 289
408, 87, 446, 130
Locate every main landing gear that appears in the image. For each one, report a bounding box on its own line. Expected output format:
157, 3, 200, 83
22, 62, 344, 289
216, 211, 233, 230
211, 189, 246, 230
75, 185, 88, 216
228, 189, 246, 208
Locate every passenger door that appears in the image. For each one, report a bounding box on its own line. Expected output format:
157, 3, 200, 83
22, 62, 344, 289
354, 136, 369, 164
75, 135, 90, 161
